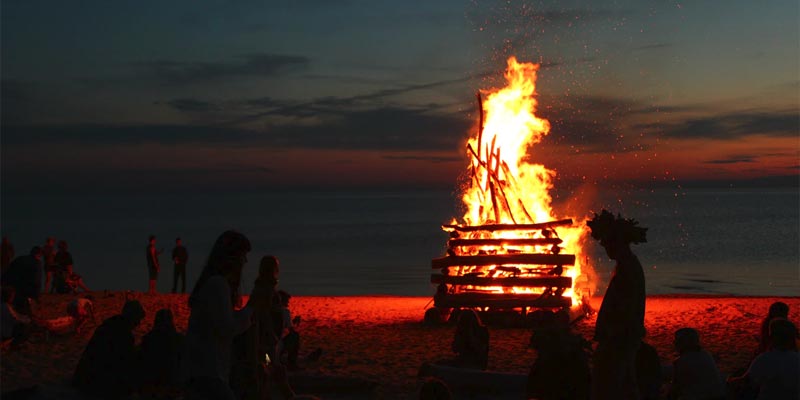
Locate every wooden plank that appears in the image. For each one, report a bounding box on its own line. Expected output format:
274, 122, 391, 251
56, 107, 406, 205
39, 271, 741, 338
442, 219, 573, 233
434, 292, 571, 309
448, 238, 562, 247
431, 254, 575, 269
431, 274, 571, 288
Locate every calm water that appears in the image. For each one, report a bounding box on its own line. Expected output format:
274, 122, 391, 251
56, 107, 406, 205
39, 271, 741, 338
1, 188, 798, 296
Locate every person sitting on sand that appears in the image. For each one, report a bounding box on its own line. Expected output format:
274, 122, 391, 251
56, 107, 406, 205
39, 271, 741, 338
66, 294, 95, 334
451, 309, 489, 370
636, 338, 663, 400
526, 309, 591, 400
73, 299, 146, 398
728, 318, 799, 399
277, 289, 303, 369
1, 246, 43, 316
587, 210, 648, 400
182, 230, 266, 400
756, 301, 790, 355
668, 328, 725, 400
1, 286, 32, 342
138, 308, 184, 397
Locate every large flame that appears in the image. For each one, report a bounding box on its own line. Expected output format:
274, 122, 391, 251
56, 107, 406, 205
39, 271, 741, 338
453, 56, 591, 306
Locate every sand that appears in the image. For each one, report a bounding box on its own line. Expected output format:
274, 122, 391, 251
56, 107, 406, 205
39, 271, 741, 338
2, 292, 798, 399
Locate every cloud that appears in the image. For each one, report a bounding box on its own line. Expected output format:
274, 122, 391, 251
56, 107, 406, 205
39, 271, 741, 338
703, 155, 756, 164
382, 155, 462, 163
165, 98, 220, 112
638, 110, 799, 139
134, 53, 310, 85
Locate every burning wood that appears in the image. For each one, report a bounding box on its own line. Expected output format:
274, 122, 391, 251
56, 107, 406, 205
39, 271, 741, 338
430, 57, 592, 315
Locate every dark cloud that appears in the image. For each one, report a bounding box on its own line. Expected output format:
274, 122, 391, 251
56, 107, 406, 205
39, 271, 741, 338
134, 53, 310, 85
165, 98, 220, 112
638, 110, 799, 139
1, 124, 257, 146
703, 155, 756, 164
382, 155, 462, 163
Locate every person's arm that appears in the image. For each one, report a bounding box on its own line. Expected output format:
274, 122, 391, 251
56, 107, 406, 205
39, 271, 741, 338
207, 278, 252, 340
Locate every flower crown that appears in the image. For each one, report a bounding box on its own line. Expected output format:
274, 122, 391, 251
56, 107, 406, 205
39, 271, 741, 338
587, 209, 648, 244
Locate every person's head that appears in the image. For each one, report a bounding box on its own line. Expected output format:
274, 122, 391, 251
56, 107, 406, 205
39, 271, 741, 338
456, 309, 484, 332
148, 235, 156, 245
1, 286, 16, 304
278, 290, 291, 307
419, 377, 452, 400
176, 237, 182, 246
121, 300, 146, 329
153, 308, 175, 332
58, 240, 68, 251
189, 230, 252, 307
45, 237, 55, 246
768, 301, 789, 319
674, 328, 701, 354
768, 318, 798, 351
259, 256, 280, 283
30, 246, 42, 260
587, 210, 647, 260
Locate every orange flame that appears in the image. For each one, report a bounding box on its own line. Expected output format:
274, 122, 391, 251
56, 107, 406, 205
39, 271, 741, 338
453, 56, 591, 307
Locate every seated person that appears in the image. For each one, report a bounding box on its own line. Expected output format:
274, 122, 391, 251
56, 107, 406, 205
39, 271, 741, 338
1, 286, 31, 342
451, 309, 489, 370
669, 328, 725, 400
729, 318, 799, 399
636, 339, 663, 400
526, 310, 591, 400
66, 295, 95, 334
73, 300, 145, 398
138, 308, 184, 397
277, 290, 302, 369
757, 301, 790, 354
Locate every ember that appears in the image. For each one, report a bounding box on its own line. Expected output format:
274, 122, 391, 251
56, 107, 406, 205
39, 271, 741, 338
431, 57, 592, 317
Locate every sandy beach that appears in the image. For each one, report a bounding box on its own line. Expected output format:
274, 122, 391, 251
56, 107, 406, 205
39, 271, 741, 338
2, 293, 798, 399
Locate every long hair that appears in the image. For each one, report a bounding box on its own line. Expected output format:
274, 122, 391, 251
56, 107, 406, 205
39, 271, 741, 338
189, 230, 251, 308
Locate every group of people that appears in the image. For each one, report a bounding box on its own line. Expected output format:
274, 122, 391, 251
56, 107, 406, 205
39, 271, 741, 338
146, 235, 189, 294
72, 230, 315, 400
430, 210, 798, 400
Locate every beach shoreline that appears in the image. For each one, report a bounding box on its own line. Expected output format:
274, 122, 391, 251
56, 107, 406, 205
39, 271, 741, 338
2, 293, 798, 398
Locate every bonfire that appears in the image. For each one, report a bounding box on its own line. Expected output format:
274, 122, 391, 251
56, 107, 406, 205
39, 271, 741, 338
430, 57, 592, 317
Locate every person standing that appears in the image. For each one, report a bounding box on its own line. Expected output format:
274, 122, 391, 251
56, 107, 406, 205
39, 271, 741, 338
42, 237, 58, 293
1, 237, 15, 274
1, 247, 43, 315
171, 238, 188, 294
587, 210, 648, 400
146, 235, 162, 294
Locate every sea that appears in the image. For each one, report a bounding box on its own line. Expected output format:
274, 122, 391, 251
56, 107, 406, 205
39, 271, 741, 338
1, 188, 798, 297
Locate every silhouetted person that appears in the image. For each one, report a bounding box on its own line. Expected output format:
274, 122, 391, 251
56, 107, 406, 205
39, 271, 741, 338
139, 308, 184, 397
73, 299, 145, 398
451, 309, 489, 370
182, 230, 265, 400
587, 210, 648, 400
52, 240, 89, 293
146, 235, 162, 294
42, 237, 57, 293
231, 255, 281, 400
1, 246, 43, 316
636, 339, 663, 400
1, 286, 32, 342
277, 289, 301, 369
1, 236, 15, 274
526, 310, 591, 400
729, 318, 799, 399
668, 328, 724, 400
757, 301, 790, 355
172, 237, 189, 294
66, 295, 95, 334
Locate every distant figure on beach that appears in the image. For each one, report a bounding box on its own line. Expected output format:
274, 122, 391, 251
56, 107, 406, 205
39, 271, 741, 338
451, 309, 489, 370
1, 246, 43, 315
231, 255, 281, 399
42, 237, 58, 293
668, 328, 725, 400
587, 210, 648, 400
526, 310, 591, 400
277, 289, 302, 369
1, 286, 32, 342
138, 308, 184, 397
729, 318, 799, 399
53, 240, 90, 294
73, 299, 145, 398
172, 237, 188, 294
146, 235, 162, 294
636, 339, 663, 400
182, 230, 266, 400
757, 301, 790, 354
1, 236, 15, 274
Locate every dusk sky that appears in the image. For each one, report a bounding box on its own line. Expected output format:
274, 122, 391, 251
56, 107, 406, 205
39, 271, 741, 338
2, 0, 798, 193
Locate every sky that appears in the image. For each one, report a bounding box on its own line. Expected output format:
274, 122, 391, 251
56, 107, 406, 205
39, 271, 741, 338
2, 0, 798, 194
